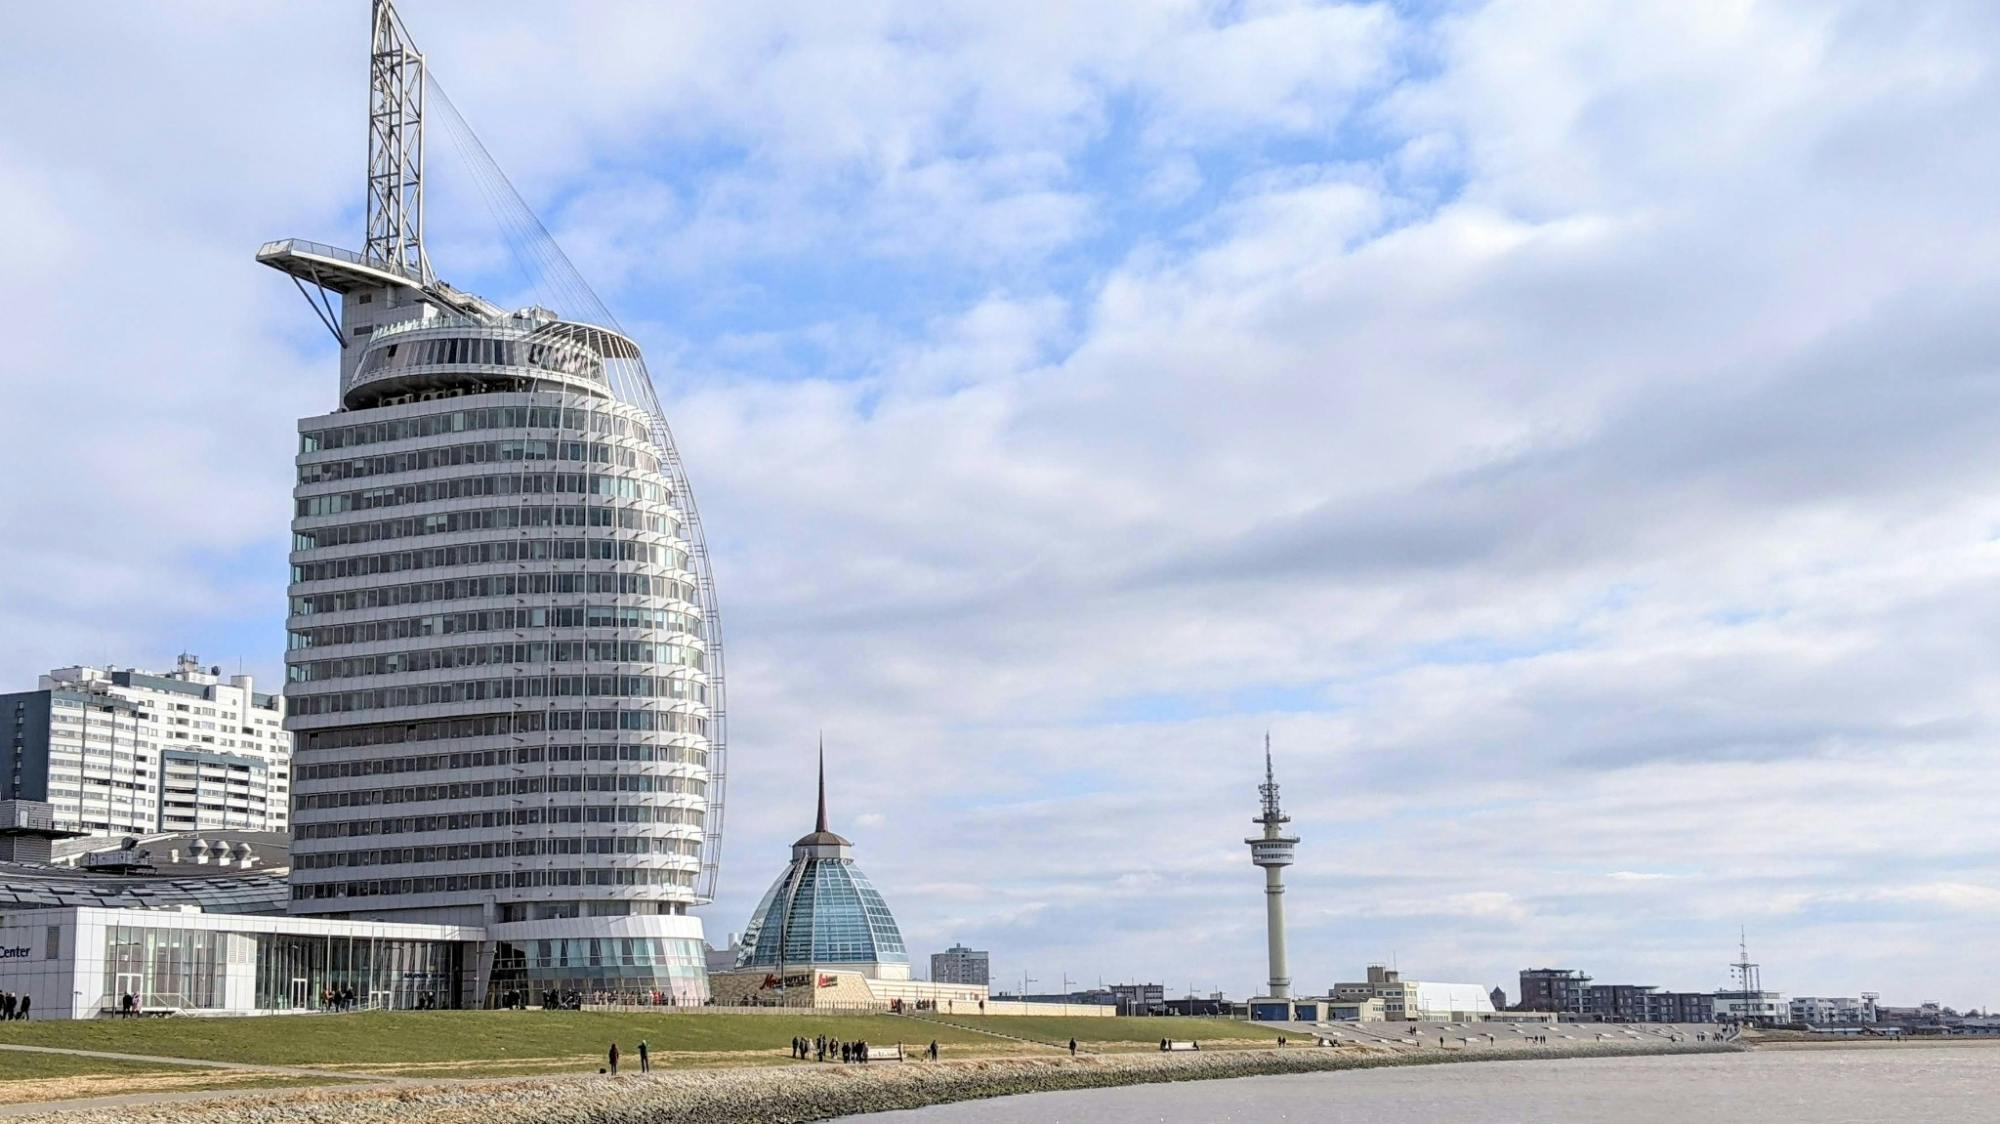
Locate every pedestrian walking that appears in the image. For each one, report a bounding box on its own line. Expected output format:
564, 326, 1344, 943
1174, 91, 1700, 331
1068, 1038, 1077, 1056
928, 1039, 938, 1061
608, 1042, 620, 1075
639, 1039, 650, 1073
16, 995, 28, 1020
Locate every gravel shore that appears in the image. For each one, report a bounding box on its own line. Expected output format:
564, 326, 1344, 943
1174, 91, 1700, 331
14, 1040, 1743, 1124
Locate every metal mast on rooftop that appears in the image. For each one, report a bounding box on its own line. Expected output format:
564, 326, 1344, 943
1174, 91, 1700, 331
1247, 733, 1300, 999
366, 0, 430, 284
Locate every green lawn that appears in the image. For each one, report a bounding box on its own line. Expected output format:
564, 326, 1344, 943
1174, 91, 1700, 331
0, 1053, 177, 1081
0, 1011, 1279, 1069
0, 1053, 353, 1106
0, 1011, 1002, 1067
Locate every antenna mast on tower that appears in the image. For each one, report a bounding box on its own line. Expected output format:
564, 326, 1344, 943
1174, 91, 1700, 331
366, 0, 431, 284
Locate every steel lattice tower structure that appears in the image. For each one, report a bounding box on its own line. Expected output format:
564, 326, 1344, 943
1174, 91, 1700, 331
1246, 735, 1299, 998
365, 0, 429, 284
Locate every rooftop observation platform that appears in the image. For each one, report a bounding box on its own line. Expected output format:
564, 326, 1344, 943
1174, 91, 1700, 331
257, 238, 502, 318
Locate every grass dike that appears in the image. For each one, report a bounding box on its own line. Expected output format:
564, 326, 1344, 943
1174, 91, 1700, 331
9, 1038, 1744, 1124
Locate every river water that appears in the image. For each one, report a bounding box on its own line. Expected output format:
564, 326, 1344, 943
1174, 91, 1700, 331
847, 1046, 1999, 1122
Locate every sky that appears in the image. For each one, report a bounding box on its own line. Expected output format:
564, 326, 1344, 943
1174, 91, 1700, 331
3, 0, 2000, 1009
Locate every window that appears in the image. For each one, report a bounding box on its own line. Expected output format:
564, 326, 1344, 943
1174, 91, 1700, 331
46, 926, 60, 959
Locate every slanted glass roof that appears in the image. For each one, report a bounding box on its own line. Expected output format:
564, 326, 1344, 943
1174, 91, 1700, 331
736, 856, 907, 969
0, 862, 289, 916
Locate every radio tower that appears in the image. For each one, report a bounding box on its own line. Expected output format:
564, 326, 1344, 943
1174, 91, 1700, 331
1246, 734, 1300, 998
1729, 927, 1763, 1024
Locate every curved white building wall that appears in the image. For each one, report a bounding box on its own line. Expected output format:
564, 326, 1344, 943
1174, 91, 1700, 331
284, 313, 715, 1003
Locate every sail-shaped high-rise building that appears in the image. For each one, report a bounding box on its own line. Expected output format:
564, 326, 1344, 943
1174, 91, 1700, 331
261, 0, 725, 1005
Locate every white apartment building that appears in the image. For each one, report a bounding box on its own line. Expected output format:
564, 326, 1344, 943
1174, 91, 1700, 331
1713, 990, 1788, 1023
1790, 995, 1877, 1025
1, 656, 290, 838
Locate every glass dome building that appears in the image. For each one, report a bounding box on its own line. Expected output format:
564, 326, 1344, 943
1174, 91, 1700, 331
735, 750, 908, 979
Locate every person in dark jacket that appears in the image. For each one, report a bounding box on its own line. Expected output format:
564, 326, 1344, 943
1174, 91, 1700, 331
608, 1042, 620, 1075
638, 1039, 650, 1073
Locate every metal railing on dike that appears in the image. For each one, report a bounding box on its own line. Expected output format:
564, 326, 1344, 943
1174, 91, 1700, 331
88, 993, 404, 1018
89, 992, 194, 1018
569, 1003, 892, 1017
522, 991, 891, 1016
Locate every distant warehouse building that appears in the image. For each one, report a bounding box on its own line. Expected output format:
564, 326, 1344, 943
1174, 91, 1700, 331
1325, 966, 1499, 1021
1257, 967, 1518, 1024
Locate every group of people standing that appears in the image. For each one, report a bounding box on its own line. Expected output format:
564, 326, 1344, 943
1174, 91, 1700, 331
792, 1034, 940, 1063
797, 1033, 871, 1063
0, 991, 29, 1020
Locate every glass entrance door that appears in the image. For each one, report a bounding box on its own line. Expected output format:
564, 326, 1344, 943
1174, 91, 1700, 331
115, 972, 142, 1011
290, 977, 310, 1010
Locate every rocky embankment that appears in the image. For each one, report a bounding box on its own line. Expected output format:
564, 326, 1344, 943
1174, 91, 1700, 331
18, 1040, 1743, 1124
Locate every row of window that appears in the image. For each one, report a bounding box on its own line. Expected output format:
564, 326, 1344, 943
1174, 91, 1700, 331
296, 472, 669, 518
357, 334, 603, 380
289, 571, 692, 617
296, 709, 709, 752
290, 538, 682, 585
293, 803, 705, 840
288, 640, 705, 683
292, 504, 671, 550
295, 743, 707, 782
299, 438, 660, 485
301, 405, 650, 452
290, 866, 698, 900
296, 772, 708, 810
288, 674, 707, 716
293, 836, 702, 870
289, 605, 702, 651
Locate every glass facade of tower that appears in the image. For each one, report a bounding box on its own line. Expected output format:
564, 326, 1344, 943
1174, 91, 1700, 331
285, 312, 715, 1000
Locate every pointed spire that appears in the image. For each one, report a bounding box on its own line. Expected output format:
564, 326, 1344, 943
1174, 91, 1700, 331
1264, 730, 1274, 789
816, 733, 829, 834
